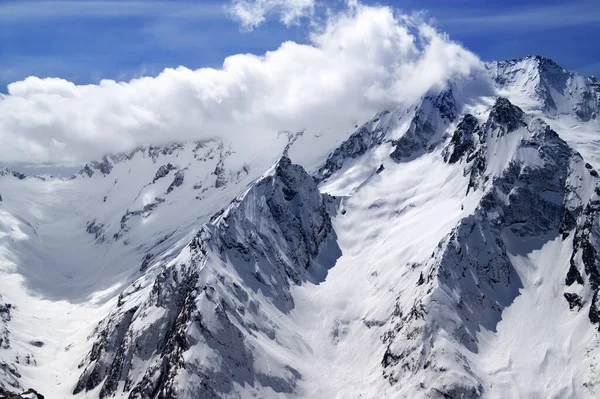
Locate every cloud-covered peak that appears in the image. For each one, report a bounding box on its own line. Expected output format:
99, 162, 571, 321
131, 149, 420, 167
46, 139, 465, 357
0, 3, 482, 166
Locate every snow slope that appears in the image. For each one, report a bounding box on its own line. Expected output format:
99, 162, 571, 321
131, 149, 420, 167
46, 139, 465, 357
1, 56, 600, 398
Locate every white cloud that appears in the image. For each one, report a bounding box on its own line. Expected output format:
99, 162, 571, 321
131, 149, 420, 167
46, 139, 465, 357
227, 0, 315, 31
0, 3, 482, 166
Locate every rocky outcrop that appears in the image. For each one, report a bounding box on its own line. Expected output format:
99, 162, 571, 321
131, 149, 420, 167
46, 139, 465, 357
443, 114, 481, 164
78, 142, 212, 178
484, 97, 526, 135
113, 197, 166, 241
85, 219, 106, 243
166, 170, 184, 194
316, 111, 391, 181
390, 88, 457, 162
153, 164, 176, 183
0, 296, 16, 390
567, 181, 600, 324
0, 388, 44, 399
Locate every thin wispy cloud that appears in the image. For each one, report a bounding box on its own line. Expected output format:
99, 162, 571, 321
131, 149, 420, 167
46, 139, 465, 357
0, 0, 224, 21
437, 1, 600, 33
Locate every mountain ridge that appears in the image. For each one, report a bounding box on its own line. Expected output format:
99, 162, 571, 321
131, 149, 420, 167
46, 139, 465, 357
1, 56, 600, 398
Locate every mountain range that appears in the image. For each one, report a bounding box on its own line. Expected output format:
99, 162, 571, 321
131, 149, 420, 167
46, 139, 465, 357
1, 55, 600, 398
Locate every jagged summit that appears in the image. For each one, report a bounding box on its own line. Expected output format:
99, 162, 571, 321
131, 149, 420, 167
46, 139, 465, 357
485, 96, 527, 134
489, 55, 600, 121
504, 54, 564, 68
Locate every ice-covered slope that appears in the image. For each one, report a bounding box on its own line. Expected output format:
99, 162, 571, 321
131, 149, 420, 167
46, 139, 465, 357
1, 56, 600, 398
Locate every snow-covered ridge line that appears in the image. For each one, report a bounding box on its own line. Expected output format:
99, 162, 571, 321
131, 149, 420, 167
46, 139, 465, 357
74, 156, 338, 398
78, 140, 224, 178
315, 86, 458, 183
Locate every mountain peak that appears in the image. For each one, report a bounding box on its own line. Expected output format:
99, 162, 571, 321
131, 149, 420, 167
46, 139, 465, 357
486, 97, 527, 134
490, 56, 599, 121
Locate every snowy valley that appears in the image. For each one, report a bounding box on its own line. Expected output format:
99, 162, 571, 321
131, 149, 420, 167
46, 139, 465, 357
1, 56, 600, 398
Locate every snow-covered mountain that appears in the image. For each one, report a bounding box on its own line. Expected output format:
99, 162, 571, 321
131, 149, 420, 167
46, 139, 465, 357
1, 55, 600, 398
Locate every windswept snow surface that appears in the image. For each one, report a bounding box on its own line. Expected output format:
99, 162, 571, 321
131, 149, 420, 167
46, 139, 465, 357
0, 56, 600, 398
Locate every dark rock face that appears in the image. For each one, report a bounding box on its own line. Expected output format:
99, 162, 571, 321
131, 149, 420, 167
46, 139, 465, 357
390, 88, 457, 162
166, 170, 184, 194
444, 114, 481, 164
459, 97, 534, 193
578, 76, 600, 121
0, 387, 44, 399
85, 220, 106, 243
533, 56, 600, 121
75, 157, 338, 398
113, 197, 166, 241
564, 293, 583, 310
0, 360, 20, 390
148, 143, 185, 162
10, 172, 26, 180
316, 111, 390, 182
153, 163, 175, 183
211, 143, 233, 189
74, 306, 140, 396
566, 262, 584, 286
485, 97, 526, 136
534, 56, 570, 112
80, 165, 94, 177
91, 156, 113, 175
0, 296, 11, 351
0, 296, 14, 390
139, 253, 153, 272
568, 188, 600, 325
77, 142, 198, 178
435, 88, 458, 122
79, 157, 113, 177
213, 165, 227, 188
259, 156, 334, 274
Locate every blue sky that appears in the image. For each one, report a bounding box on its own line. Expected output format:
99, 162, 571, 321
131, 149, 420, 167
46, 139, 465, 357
0, 0, 599, 92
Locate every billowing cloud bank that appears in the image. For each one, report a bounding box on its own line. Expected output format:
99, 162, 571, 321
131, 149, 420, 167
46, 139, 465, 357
0, 3, 482, 166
